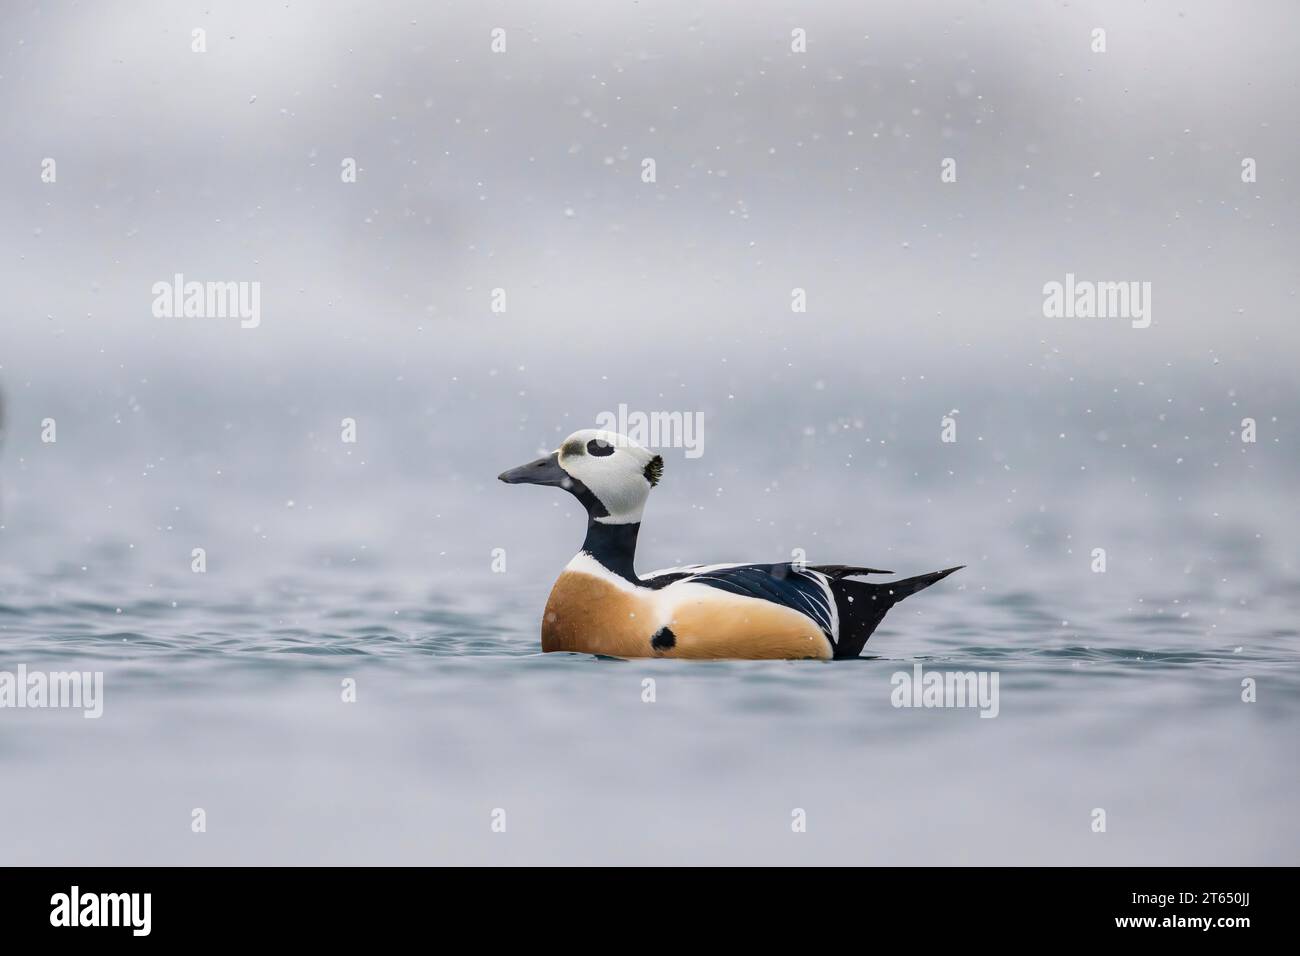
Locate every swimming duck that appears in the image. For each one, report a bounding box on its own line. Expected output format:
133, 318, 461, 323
499, 429, 960, 660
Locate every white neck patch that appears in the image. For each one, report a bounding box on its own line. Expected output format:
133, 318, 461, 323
594, 504, 645, 525
565, 552, 644, 591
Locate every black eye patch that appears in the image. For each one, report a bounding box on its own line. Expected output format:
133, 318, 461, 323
586, 439, 615, 457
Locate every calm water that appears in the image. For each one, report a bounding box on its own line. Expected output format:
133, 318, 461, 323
2, 462, 1297, 865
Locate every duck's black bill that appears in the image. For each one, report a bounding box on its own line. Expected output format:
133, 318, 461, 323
498, 452, 569, 487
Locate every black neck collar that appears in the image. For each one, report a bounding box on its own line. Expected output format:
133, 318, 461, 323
581, 519, 641, 585
561, 473, 642, 584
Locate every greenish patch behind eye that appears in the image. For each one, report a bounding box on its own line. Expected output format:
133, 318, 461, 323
644, 455, 663, 486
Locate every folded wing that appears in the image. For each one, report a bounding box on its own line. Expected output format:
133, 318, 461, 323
642, 562, 837, 644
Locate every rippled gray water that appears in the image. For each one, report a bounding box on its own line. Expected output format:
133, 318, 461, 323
2, 482, 1297, 865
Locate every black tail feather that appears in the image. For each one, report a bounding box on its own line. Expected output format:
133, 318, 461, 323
829, 566, 963, 659
875, 565, 964, 601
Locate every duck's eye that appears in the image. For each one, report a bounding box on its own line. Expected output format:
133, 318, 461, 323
587, 439, 615, 457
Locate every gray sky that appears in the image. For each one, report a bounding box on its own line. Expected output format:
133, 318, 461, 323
1, 1, 1296, 575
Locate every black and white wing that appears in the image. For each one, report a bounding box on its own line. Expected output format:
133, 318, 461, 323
641, 562, 839, 646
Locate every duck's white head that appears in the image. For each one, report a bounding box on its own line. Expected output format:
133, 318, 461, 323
498, 429, 663, 525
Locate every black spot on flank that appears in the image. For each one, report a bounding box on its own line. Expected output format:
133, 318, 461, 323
650, 626, 676, 652
644, 454, 663, 486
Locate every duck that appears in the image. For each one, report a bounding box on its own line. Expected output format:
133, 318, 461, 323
499, 429, 961, 660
